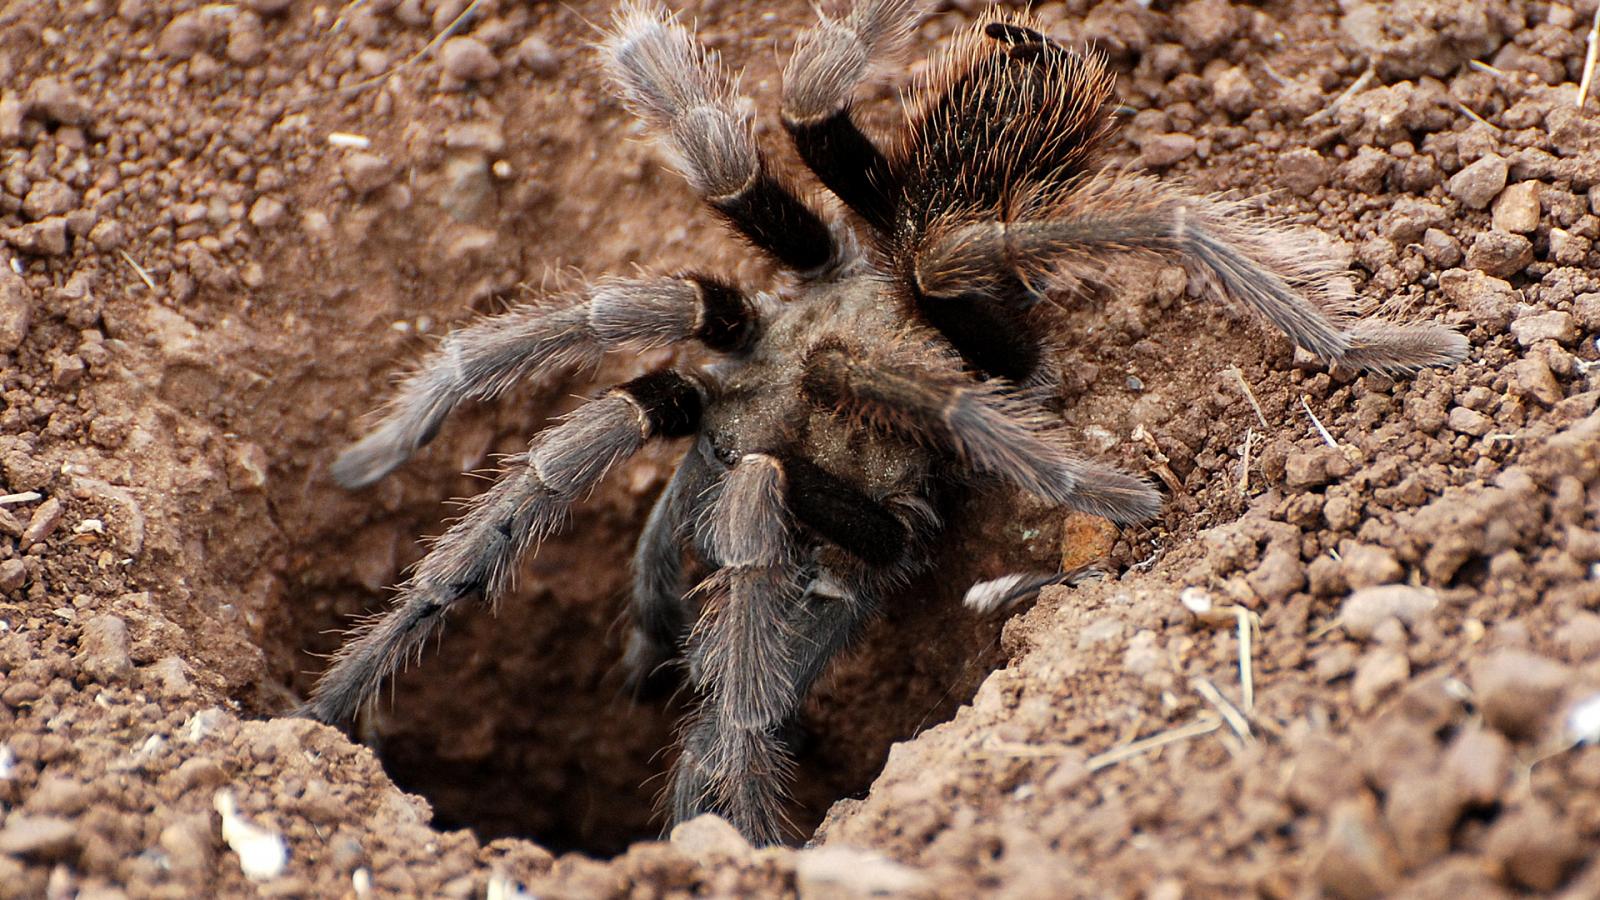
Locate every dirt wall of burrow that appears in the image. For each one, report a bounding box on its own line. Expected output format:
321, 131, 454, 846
4, 0, 1600, 897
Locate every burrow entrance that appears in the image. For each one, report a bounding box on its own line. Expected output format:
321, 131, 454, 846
272, 469, 1037, 857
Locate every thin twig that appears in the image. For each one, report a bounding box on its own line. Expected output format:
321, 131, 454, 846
1453, 97, 1499, 131
1192, 678, 1252, 741
118, 250, 156, 291
1234, 606, 1258, 712
1581, 7, 1600, 109
1237, 427, 1255, 497
1301, 396, 1338, 448
1305, 66, 1375, 126
1227, 366, 1270, 428
0, 491, 42, 505
290, 0, 486, 107
1468, 59, 1509, 79
1086, 716, 1223, 772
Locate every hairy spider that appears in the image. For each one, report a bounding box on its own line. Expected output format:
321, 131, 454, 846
299, 0, 1466, 844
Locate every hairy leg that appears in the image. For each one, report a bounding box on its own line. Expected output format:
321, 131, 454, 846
332, 273, 754, 488
916, 173, 1469, 375
781, 0, 921, 232
672, 568, 881, 845
669, 448, 937, 843
301, 371, 703, 725
621, 443, 718, 695
802, 341, 1161, 524
602, 2, 837, 274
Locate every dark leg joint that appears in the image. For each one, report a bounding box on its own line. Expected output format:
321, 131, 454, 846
618, 371, 703, 439
778, 455, 907, 568
685, 274, 759, 353
917, 291, 1041, 382
710, 172, 835, 274
784, 111, 897, 234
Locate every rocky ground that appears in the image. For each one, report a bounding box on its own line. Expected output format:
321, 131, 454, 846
3, 0, 1600, 896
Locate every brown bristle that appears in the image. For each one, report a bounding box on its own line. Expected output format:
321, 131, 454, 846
887, 12, 1115, 238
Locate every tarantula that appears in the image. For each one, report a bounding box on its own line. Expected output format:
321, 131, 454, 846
300, 0, 1466, 844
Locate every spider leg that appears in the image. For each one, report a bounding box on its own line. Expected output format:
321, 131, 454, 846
670, 452, 802, 843
602, 2, 837, 275
802, 341, 1161, 524
621, 440, 717, 696
917, 172, 1469, 374
781, 0, 922, 232
332, 273, 756, 489
672, 454, 931, 843
801, 340, 1159, 521
299, 371, 704, 726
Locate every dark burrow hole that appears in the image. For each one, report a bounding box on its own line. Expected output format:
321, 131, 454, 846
275, 472, 1050, 858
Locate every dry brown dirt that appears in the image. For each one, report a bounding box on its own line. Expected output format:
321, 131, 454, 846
3, 0, 1600, 896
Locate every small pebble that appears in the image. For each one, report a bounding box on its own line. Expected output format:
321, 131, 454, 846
27, 77, 90, 125
1447, 406, 1491, 436
1353, 646, 1410, 711
1471, 649, 1572, 739
1441, 726, 1509, 806
440, 36, 500, 82
22, 180, 77, 221
1140, 133, 1197, 168
1509, 357, 1562, 406
1277, 147, 1330, 197
1465, 230, 1533, 278
76, 614, 133, 682
1483, 801, 1583, 892
1419, 228, 1462, 267
1286, 445, 1351, 489
1341, 584, 1437, 639
668, 814, 752, 858
1510, 310, 1577, 348
0, 559, 26, 592
341, 152, 394, 195
1439, 269, 1515, 331
1338, 545, 1403, 591
21, 497, 64, 549
1447, 154, 1508, 210
1314, 799, 1400, 899
1490, 181, 1540, 233
513, 34, 560, 76
1548, 228, 1590, 265
248, 196, 286, 229
0, 269, 32, 353
0, 815, 77, 860
156, 10, 208, 59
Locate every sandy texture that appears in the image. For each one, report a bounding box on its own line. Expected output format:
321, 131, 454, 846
3, 0, 1600, 896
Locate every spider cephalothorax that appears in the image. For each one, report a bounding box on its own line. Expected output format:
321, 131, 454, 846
299, 1, 1466, 844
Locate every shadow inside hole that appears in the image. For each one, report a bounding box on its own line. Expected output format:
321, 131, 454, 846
284, 485, 1051, 857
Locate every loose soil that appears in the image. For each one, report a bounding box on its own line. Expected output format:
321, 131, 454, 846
3, 0, 1600, 897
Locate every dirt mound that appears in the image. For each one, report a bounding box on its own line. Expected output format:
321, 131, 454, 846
4, 0, 1600, 896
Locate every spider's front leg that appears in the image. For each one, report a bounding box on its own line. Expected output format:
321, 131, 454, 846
602, 3, 837, 274
331, 273, 756, 489
781, 0, 922, 232
300, 370, 704, 726
669, 453, 933, 844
